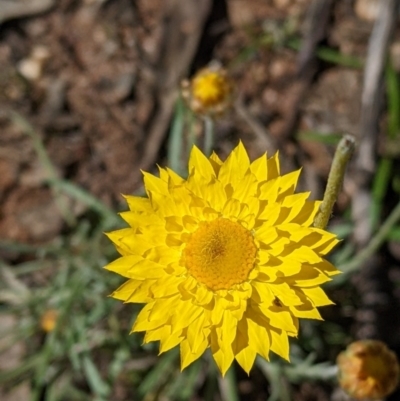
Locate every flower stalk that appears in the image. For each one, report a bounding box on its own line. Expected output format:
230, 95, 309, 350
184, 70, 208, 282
314, 135, 356, 229
204, 116, 215, 157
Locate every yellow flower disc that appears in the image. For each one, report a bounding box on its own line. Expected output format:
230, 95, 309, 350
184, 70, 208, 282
192, 72, 230, 108
105, 142, 340, 375
181, 66, 233, 115
184, 218, 257, 291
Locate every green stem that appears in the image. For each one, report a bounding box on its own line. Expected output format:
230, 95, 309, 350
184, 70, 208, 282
204, 116, 215, 156
314, 135, 356, 229
339, 199, 400, 274
256, 358, 291, 401
219, 367, 239, 401
167, 97, 185, 175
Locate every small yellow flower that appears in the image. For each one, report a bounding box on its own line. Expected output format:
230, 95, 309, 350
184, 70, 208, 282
105, 143, 340, 375
40, 309, 58, 333
181, 65, 233, 116
337, 340, 399, 399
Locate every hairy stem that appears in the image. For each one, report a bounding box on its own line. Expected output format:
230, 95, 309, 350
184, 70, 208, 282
314, 135, 356, 229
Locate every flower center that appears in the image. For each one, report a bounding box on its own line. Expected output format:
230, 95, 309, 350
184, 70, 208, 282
184, 218, 257, 291
361, 354, 387, 382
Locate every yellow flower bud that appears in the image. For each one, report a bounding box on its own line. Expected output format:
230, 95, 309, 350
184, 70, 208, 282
40, 309, 58, 333
181, 64, 233, 116
337, 340, 399, 400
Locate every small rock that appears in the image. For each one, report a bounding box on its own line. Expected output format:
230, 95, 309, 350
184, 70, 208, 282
17, 45, 50, 81
354, 0, 380, 22
0, 187, 63, 243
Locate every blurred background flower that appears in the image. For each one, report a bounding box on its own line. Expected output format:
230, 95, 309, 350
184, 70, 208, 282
181, 64, 233, 117
40, 309, 58, 333
337, 340, 399, 399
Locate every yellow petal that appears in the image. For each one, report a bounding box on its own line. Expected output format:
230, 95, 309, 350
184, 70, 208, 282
218, 142, 250, 187
270, 283, 303, 306
252, 281, 275, 304
205, 180, 227, 212
170, 300, 203, 332
250, 153, 267, 181
105, 255, 143, 276
314, 259, 341, 277
266, 152, 280, 180
276, 169, 301, 200
217, 312, 238, 350
186, 314, 209, 353
247, 317, 270, 361
150, 275, 184, 297
311, 233, 340, 255
128, 259, 167, 280
276, 246, 322, 264
125, 280, 156, 303
143, 171, 169, 196
210, 296, 228, 326
120, 211, 162, 228
209, 151, 223, 174
145, 245, 180, 265
275, 259, 303, 276
230, 171, 258, 202
257, 202, 281, 223
290, 200, 321, 226
123, 195, 153, 213
110, 279, 150, 302
166, 167, 185, 185
158, 166, 169, 182
180, 337, 208, 370
147, 190, 181, 216
275, 193, 310, 225
260, 306, 298, 334
194, 285, 214, 306
270, 328, 289, 361
133, 303, 166, 332
290, 304, 322, 320
255, 225, 279, 243
148, 296, 180, 321
189, 145, 216, 179
301, 286, 334, 307
211, 323, 235, 376
222, 197, 241, 218
159, 328, 183, 353
289, 267, 331, 287
235, 347, 257, 375
258, 178, 281, 203
144, 324, 170, 343
106, 229, 164, 255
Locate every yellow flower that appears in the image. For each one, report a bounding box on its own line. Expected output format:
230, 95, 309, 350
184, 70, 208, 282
105, 143, 340, 375
337, 340, 399, 399
181, 65, 233, 116
40, 309, 58, 333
